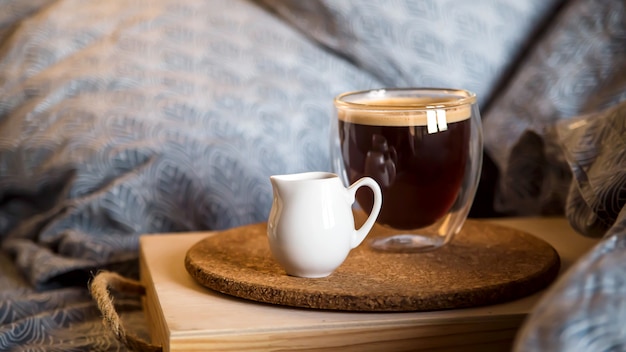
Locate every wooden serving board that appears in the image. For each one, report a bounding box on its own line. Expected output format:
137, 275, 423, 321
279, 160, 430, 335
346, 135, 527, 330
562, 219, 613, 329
184, 219, 560, 312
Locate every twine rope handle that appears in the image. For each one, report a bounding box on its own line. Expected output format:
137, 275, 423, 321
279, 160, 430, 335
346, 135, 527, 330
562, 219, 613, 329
90, 271, 162, 352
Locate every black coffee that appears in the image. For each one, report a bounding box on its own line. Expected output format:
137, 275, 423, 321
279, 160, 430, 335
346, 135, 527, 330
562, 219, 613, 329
338, 99, 471, 230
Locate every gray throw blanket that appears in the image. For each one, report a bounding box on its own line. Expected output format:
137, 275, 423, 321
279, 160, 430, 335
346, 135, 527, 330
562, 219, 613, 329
514, 102, 626, 351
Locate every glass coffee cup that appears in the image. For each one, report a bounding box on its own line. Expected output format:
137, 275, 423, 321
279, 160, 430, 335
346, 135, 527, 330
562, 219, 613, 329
332, 88, 483, 252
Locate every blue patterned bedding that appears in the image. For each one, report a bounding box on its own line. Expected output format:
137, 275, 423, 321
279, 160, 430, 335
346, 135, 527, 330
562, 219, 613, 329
515, 102, 626, 352
0, 1, 377, 349
0, 0, 624, 350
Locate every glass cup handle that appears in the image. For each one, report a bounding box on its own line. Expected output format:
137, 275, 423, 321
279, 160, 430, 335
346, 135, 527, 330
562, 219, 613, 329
347, 177, 382, 248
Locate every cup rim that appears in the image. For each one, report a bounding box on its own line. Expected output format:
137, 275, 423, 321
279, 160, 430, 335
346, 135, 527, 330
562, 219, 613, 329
334, 88, 477, 111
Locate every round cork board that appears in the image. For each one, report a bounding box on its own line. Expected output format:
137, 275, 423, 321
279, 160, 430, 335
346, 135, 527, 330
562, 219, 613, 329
185, 219, 560, 312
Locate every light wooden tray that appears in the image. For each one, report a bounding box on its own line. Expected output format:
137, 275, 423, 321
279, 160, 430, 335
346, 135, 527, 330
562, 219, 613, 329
140, 217, 600, 352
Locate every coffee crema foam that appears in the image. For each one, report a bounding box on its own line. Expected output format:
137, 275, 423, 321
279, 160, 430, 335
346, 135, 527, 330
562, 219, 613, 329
337, 97, 471, 127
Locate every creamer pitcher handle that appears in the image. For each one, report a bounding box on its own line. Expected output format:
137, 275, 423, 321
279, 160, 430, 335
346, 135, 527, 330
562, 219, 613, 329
347, 177, 382, 248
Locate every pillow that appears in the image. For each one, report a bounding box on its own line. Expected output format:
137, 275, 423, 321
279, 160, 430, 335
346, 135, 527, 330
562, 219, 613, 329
0, 0, 380, 288
258, 0, 561, 106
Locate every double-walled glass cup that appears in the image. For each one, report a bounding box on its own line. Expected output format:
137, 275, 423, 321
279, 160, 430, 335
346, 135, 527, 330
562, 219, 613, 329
332, 88, 483, 252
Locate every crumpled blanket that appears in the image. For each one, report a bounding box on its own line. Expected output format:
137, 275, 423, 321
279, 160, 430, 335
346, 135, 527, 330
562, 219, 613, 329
482, 0, 626, 217
0, 253, 148, 351
0, 0, 377, 349
514, 101, 626, 351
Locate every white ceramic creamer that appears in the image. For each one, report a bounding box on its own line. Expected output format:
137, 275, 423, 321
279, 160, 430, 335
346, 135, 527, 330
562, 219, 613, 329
267, 172, 382, 278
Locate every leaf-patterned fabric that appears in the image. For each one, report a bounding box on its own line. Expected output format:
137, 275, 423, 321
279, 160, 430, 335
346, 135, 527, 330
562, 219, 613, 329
0, 0, 379, 290
0, 0, 378, 349
482, 0, 626, 216
514, 100, 626, 351
0, 0, 624, 350
258, 0, 562, 107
